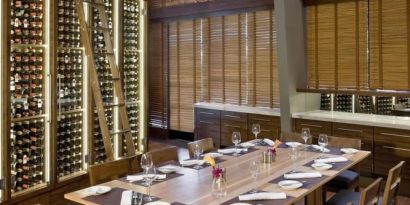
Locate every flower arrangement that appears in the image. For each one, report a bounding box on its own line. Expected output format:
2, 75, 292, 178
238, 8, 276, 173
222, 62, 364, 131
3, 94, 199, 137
204, 155, 224, 179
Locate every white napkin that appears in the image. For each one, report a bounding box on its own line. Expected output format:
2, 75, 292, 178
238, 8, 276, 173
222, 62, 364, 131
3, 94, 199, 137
120, 190, 132, 205
311, 145, 330, 152
126, 174, 166, 182
179, 159, 206, 166
217, 148, 247, 154
263, 138, 275, 146
284, 172, 322, 179
202, 152, 224, 158
239, 192, 287, 201
314, 157, 348, 163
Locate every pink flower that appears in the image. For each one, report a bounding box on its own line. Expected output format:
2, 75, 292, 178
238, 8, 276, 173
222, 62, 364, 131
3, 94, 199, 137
268, 147, 276, 155
212, 167, 223, 178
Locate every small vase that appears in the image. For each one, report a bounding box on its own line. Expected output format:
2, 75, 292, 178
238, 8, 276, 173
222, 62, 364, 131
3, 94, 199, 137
211, 176, 227, 198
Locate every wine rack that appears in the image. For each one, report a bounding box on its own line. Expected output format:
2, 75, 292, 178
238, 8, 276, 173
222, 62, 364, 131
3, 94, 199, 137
356, 96, 373, 114
320, 93, 331, 111
92, 0, 114, 163
335, 94, 352, 112
397, 97, 410, 108
10, 119, 45, 194
56, 113, 83, 178
122, 0, 140, 156
376, 96, 393, 115
9, 0, 46, 195
56, 0, 85, 180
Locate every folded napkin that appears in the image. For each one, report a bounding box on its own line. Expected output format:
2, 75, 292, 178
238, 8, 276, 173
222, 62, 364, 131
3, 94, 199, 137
217, 148, 248, 154
239, 192, 287, 201
120, 190, 132, 205
284, 172, 322, 179
311, 145, 330, 152
126, 174, 166, 182
201, 152, 223, 158
179, 159, 206, 166
314, 157, 348, 163
240, 142, 255, 148
263, 138, 275, 146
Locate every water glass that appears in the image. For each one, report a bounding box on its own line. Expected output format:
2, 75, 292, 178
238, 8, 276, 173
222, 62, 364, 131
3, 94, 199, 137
140, 152, 153, 170
248, 160, 261, 193
193, 143, 204, 169
232, 132, 241, 156
301, 128, 311, 145
143, 166, 157, 201
291, 146, 301, 161
318, 134, 329, 152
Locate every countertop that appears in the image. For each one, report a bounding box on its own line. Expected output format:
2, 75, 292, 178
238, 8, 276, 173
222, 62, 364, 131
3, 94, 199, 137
194, 102, 281, 116
292, 110, 410, 130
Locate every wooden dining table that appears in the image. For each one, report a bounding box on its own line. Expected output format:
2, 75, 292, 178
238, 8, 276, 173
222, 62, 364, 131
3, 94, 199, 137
65, 144, 370, 205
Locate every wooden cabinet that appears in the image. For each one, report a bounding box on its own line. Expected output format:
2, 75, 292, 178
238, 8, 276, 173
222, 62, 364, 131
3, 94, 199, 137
194, 107, 280, 148
248, 114, 280, 140
221, 111, 247, 147
294, 119, 332, 143
332, 123, 374, 173
194, 108, 221, 147
374, 127, 410, 196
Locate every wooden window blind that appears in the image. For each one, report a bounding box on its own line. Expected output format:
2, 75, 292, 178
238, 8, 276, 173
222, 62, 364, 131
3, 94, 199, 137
168, 10, 279, 132
149, 23, 168, 129
306, 0, 368, 90
369, 0, 410, 90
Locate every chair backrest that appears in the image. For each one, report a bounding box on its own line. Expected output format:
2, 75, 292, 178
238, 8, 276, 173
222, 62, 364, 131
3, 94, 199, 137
88, 155, 140, 186
187, 138, 214, 158
327, 136, 362, 149
149, 146, 179, 165
281, 131, 311, 144
381, 161, 405, 205
359, 177, 382, 205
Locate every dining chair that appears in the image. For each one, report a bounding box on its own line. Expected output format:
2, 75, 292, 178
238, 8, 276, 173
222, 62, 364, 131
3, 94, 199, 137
187, 138, 214, 158
88, 155, 140, 186
378, 161, 405, 205
281, 131, 312, 144
326, 136, 362, 192
149, 146, 179, 165
326, 177, 382, 205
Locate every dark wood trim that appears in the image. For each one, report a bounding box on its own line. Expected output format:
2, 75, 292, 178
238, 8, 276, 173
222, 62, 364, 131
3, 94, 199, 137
297, 88, 410, 97
2, 0, 11, 201
150, 0, 274, 22
50, 0, 58, 187
303, 0, 358, 6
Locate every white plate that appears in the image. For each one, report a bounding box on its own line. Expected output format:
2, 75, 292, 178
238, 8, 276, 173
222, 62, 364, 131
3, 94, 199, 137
158, 165, 180, 174
285, 142, 302, 148
87, 186, 111, 195
145, 201, 171, 205
230, 203, 252, 205
311, 163, 333, 171
341, 148, 359, 154
278, 180, 303, 190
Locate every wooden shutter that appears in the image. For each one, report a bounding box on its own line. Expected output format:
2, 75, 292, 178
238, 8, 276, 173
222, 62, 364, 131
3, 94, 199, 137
224, 15, 241, 105
209, 16, 224, 103
149, 23, 168, 129
369, 0, 410, 90
306, 0, 368, 90
167, 10, 280, 133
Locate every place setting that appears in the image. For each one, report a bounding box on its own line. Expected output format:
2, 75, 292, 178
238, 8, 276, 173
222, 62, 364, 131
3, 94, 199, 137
303, 155, 351, 171
269, 170, 327, 190
216, 132, 258, 157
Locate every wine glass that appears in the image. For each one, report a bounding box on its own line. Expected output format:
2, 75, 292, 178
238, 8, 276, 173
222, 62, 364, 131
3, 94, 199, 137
193, 143, 204, 169
143, 166, 157, 201
248, 160, 261, 193
301, 128, 311, 146
252, 124, 261, 142
318, 134, 328, 152
140, 153, 153, 170
232, 132, 241, 157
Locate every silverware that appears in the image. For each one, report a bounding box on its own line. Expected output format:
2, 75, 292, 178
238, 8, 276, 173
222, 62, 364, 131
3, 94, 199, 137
137, 192, 143, 205
131, 191, 138, 205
